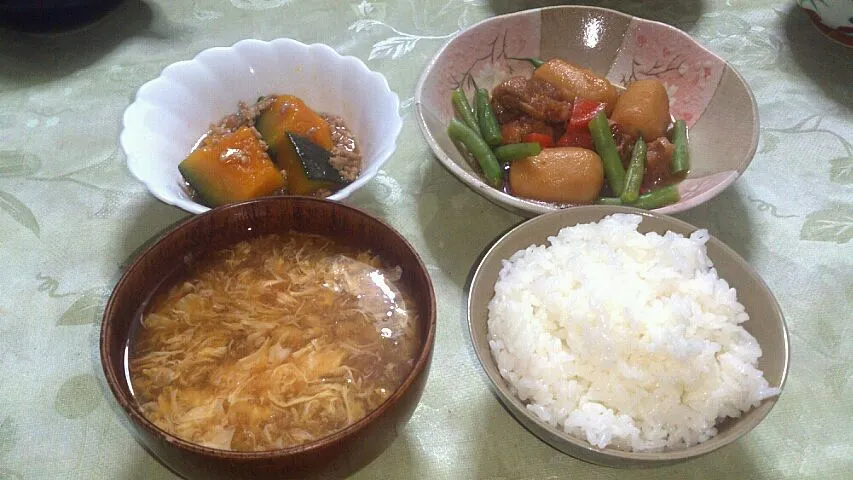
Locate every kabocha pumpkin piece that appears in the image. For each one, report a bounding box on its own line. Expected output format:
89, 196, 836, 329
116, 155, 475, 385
255, 95, 333, 154
280, 133, 351, 196
178, 126, 285, 207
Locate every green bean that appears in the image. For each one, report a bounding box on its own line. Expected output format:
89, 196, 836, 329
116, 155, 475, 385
671, 119, 689, 175
452, 88, 480, 135
632, 184, 680, 210
473, 87, 482, 120
597, 197, 623, 206
621, 136, 647, 203
507, 57, 545, 68
494, 142, 541, 164
475, 88, 503, 147
447, 118, 502, 188
589, 111, 626, 196
597, 184, 680, 209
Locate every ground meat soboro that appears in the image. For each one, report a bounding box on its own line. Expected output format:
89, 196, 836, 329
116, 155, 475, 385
202, 97, 275, 149
321, 113, 362, 182
184, 96, 362, 203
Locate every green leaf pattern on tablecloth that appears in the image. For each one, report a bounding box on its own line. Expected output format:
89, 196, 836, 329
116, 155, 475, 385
36, 273, 87, 298
370, 35, 422, 60
229, 0, 290, 10
57, 288, 108, 326
0, 418, 21, 480
694, 13, 783, 69
349, 19, 458, 61
1, 1, 852, 478
0, 469, 22, 480
54, 374, 103, 420
761, 115, 852, 241
829, 157, 853, 184
759, 132, 780, 154
0, 417, 15, 458
825, 363, 851, 395
764, 116, 853, 153
748, 197, 799, 219
800, 204, 853, 243
351, 0, 386, 20
0, 150, 41, 177
0, 191, 39, 237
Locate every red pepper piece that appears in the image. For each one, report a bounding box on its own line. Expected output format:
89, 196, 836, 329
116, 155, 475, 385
522, 132, 555, 149
556, 127, 594, 149
569, 98, 607, 130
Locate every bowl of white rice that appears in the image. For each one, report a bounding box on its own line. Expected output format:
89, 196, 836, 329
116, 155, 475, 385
467, 206, 788, 467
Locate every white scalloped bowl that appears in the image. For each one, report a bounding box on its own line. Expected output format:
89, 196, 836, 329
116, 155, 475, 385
415, 6, 759, 217
121, 38, 402, 214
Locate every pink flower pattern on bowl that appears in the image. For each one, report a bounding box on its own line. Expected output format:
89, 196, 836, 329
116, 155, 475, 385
609, 20, 725, 127
416, 6, 759, 216
419, 14, 539, 121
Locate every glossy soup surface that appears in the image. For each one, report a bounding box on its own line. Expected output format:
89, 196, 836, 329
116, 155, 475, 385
126, 232, 420, 451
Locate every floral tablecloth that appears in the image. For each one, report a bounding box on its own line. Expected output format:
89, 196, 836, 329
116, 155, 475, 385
1, 1, 851, 478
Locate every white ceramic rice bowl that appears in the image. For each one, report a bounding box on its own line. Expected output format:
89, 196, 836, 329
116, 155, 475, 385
467, 205, 789, 467
121, 38, 402, 214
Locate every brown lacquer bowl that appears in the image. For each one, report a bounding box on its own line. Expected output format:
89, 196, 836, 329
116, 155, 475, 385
100, 197, 436, 479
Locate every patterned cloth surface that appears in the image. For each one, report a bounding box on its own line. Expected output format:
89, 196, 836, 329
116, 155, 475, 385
0, 1, 850, 478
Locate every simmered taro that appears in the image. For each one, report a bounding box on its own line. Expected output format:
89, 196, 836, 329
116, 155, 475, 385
447, 57, 689, 209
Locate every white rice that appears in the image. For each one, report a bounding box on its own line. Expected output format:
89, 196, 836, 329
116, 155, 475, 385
487, 213, 779, 452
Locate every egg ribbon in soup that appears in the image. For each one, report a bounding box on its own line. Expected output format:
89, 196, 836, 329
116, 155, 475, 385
127, 232, 420, 451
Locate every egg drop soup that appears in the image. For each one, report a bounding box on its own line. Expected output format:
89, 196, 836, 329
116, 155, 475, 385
126, 232, 421, 452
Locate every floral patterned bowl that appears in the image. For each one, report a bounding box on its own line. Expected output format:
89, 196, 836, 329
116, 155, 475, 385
414, 6, 759, 217
797, 0, 853, 46
121, 38, 402, 214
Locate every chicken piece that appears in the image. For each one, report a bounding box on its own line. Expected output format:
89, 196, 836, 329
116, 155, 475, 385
491, 76, 572, 123
500, 117, 555, 145
643, 137, 676, 190
609, 122, 637, 167
490, 99, 520, 124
